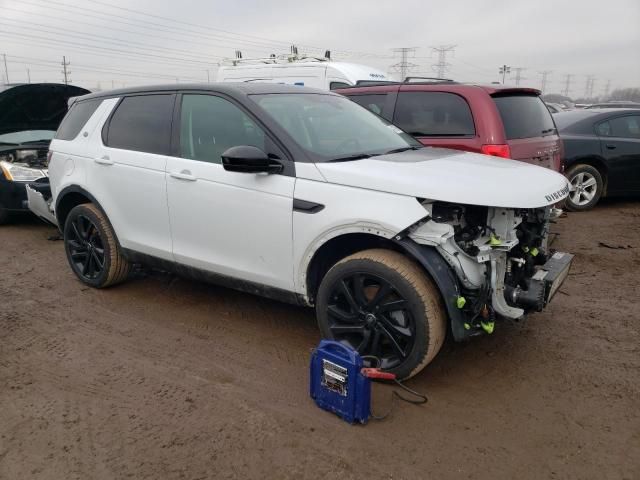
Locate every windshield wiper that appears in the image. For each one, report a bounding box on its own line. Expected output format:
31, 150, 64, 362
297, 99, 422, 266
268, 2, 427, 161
384, 146, 423, 154
0, 141, 19, 146
19, 139, 53, 144
326, 153, 373, 163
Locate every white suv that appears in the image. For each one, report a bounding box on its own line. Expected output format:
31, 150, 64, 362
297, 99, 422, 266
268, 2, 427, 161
30, 83, 573, 379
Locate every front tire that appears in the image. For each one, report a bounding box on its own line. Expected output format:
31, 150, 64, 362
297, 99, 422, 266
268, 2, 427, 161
63, 203, 130, 288
316, 249, 446, 380
565, 164, 603, 211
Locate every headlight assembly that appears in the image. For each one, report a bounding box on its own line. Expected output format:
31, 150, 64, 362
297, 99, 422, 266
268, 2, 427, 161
0, 160, 45, 182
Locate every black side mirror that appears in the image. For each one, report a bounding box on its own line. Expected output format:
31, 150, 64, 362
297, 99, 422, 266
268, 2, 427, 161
221, 146, 283, 174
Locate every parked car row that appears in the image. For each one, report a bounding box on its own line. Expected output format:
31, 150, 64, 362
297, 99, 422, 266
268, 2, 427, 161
0, 65, 635, 378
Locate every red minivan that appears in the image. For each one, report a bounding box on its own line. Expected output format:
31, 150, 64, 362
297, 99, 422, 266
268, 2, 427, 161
335, 82, 562, 171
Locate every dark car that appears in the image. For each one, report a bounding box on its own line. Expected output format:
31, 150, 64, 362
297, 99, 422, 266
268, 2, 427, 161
555, 108, 640, 210
585, 101, 640, 109
0, 83, 90, 224
335, 81, 562, 171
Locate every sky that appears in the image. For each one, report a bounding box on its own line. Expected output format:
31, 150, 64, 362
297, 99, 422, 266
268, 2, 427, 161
1, 0, 639, 98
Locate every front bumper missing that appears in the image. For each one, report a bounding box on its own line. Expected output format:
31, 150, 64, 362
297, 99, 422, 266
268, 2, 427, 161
25, 184, 57, 226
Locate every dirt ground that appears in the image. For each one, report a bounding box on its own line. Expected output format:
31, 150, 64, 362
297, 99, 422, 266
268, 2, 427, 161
1, 200, 639, 480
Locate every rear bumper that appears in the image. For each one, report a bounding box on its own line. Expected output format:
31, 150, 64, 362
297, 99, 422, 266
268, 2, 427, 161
26, 183, 57, 226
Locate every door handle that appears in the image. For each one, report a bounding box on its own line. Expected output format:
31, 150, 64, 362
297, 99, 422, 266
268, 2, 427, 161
169, 170, 197, 181
95, 155, 114, 165
605, 144, 617, 150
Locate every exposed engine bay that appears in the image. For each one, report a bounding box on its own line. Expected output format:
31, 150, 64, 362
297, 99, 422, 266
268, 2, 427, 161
0, 147, 49, 182
408, 200, 573, 337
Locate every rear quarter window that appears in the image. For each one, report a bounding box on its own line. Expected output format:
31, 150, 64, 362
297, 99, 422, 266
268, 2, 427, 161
55, 99, 102, 140
103, 94, 174, 155
493, 94, 555, 139
393, 92, 475, 136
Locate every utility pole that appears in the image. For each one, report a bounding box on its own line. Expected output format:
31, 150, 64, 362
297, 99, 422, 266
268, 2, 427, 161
562, 74, 573, 97
511, 67, 526, 86
61, 56, 71, 84
430, 45, 456, 79
499, 65, 511, 84
538, 70, 552, 94
27, 68, 30, 83
3, 54, 9, 84
206, 69, 210, 83
390, 47, 418, 81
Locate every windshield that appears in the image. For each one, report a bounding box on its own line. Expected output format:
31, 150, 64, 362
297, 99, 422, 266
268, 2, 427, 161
252, 93, 420, 161
0, 130, 55, 144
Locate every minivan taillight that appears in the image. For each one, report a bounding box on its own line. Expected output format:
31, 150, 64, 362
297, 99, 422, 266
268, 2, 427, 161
481, 144, 511, 159
46, 150, 52, 164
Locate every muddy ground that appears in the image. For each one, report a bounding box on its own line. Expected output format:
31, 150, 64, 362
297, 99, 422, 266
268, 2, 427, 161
1, 200, 639, 480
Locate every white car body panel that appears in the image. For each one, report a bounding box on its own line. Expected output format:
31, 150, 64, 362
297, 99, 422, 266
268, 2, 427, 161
315, 148, 570, 209
91, 99, 173, 260
218, 61, 388, 90
292, 178, 428, 296
165, 157, 296, 290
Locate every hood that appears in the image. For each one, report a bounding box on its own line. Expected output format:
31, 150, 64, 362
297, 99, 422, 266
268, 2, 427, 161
0, 83, 90, 135
315, 148, 570, 209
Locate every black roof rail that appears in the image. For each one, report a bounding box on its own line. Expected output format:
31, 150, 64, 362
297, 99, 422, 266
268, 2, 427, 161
404, 76, 455, 83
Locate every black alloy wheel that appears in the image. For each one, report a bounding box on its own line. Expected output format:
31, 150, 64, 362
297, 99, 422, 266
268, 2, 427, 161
66, 213, 106, 280
63, 203, 130, 288
326, 272, 416, 370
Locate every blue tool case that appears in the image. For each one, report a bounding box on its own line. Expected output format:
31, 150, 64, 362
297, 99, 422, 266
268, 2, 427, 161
309, 340, 371, 424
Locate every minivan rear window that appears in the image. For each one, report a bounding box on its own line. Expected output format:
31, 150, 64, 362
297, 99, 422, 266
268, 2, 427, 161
492, 94, 556, 139
55, 99, 102, 140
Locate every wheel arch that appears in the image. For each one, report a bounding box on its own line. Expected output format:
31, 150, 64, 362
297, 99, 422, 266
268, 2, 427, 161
55, 185, 118, 239
304, 232, 469, 342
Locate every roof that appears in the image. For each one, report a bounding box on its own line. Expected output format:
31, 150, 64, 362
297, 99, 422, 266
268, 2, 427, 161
335, 81, 541, 95
554, 108, 639, 132
77, 82, 333, 102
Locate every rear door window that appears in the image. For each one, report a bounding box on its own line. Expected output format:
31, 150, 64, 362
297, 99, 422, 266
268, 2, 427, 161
492, 94, 556, 139
393, 92, 475, 136
608, 115, 640, 139
55, 99, 102, 140
104, 94, 174, 155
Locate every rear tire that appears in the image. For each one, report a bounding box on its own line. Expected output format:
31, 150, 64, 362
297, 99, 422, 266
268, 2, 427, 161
316, 249, 446, 380
565, 164, 603, 211
63, 203, 130, 288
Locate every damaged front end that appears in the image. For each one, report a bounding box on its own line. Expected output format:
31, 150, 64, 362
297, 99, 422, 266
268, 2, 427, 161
405, 200, 573, 340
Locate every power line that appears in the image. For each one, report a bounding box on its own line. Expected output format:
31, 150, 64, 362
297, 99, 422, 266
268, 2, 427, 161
6, 55, 205, 82
511, 67, 526, 86
0, 21, 225, 64
538, 70, 552, 93
390, 47, 418, 81
430, 45, 456, 78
